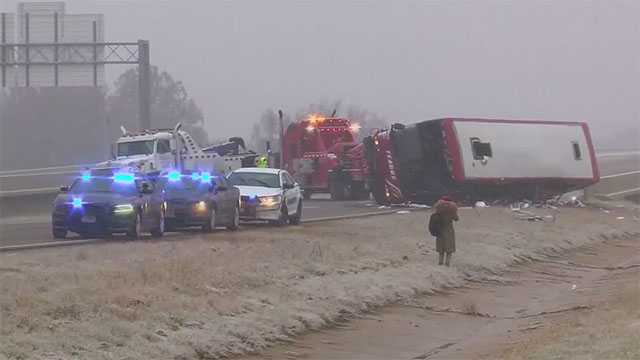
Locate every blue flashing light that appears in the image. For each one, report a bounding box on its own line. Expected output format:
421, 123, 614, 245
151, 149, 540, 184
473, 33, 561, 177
72, 197, 83, 209
200, 172, 211, 182
168, 171, 181, 182
113, 172, 135, 184
81, 172, 91, 182
191, 172, 201, 181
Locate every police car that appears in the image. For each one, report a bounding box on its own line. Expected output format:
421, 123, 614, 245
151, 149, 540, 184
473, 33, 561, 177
158, 170, 240, 232
227, 167, 302, 226
51, 168, 165, 239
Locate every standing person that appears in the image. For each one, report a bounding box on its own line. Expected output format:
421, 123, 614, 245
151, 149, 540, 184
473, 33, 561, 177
432, 195, 459, 266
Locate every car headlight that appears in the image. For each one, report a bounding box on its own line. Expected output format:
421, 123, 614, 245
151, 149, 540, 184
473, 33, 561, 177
259, 195, 282, 208
194, 201, 207, 212
114, 203, 134, 214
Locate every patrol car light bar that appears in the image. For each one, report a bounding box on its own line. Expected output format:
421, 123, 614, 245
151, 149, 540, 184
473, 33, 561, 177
113, 172, 136, 184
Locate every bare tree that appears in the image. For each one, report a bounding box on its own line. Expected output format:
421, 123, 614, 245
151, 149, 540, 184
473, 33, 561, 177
249, 109, 291, 152
343, 104, 389, 140
106, 66, 209, 145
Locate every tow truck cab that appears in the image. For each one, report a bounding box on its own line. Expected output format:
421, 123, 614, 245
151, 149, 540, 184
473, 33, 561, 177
100, 124, 246, 176
113, 132, 176, 172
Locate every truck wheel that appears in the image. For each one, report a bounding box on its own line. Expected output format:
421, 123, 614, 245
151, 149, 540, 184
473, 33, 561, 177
52, 227, 67, 239
289, 201, 302, 225
370, 180, 387, 204
203, 207, 217, 233
227, 206, 240, 231
349, 182, 368, 200
150, 210, 165, 238
127, 213, 142, 240
329, 179, 345, 200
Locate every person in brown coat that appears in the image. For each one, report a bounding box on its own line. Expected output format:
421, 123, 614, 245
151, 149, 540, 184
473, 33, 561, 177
433, 195, 459, 266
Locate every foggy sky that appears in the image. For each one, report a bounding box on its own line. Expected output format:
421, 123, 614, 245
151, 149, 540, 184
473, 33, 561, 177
2, 0, 639, 143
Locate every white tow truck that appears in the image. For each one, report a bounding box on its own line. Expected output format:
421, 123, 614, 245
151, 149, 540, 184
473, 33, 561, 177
97, 123, 251, 175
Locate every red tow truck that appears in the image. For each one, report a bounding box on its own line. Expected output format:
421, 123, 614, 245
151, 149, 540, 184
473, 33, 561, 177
281, 114, 371, 200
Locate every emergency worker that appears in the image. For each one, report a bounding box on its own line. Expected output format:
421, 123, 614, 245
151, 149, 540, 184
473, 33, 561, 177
256, 155, 268, 168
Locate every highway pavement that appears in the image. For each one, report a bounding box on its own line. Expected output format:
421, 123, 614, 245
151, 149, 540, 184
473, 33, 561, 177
0, 152, 638, 249
0, 199, 395, 248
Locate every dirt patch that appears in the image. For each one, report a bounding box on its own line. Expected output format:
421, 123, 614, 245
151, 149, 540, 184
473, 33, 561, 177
250, 237, 640, 360
496, 247, 640, 360
0, 207, 638, 359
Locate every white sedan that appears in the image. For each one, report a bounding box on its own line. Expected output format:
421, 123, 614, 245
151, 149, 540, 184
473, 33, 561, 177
227, 167, 303, 225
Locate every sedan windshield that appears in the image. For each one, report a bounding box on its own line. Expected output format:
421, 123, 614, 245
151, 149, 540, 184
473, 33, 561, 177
70, 178, 138, 196
117, 140, 154, 157
227, 172, 280, 188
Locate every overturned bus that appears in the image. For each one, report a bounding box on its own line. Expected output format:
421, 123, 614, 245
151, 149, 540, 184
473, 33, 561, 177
365, 118, 600, 205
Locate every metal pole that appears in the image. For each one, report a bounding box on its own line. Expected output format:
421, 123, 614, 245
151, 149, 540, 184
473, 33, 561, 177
1, 13, 6, 87
137, 40, 150, 129
54, 12, 58, 87
25, 13, 29, 87
278, 109, 284, 169
92, 21, 97, 87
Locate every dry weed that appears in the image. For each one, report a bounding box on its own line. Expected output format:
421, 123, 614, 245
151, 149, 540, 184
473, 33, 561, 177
461, 300, 479, 315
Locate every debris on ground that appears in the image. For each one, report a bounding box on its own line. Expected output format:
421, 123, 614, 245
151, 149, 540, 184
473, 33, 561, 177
544, 194, 586, 208
475, 201, 489, 208
390, 202, 430, 209
406, 203, 431, 209
511, 209, 550, 222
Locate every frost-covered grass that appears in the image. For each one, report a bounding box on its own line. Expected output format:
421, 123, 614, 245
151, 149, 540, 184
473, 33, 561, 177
1, 207, 638, 359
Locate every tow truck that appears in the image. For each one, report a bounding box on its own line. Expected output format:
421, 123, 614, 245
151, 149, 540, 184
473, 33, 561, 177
281, 114, 370, 200
97, 123, 256, 175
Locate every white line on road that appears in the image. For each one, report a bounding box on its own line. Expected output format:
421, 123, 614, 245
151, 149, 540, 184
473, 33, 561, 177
597, 151, 640, 158
605, 187, 640, 197
600, 170, 640, 179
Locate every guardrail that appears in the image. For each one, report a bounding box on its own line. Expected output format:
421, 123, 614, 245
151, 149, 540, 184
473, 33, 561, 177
0, 164, 93, 198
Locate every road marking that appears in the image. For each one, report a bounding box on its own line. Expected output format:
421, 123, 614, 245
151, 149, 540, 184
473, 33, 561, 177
0, 239, 106, 252
597, 151, 640, 158
604, 187, 640, 197
600, 170, 640, 179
